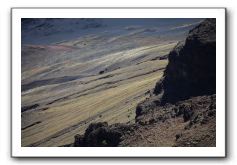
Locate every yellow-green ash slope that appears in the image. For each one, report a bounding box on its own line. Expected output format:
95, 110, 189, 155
21, 31, 180, 147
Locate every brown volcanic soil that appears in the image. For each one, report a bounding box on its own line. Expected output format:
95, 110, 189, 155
120, 95, 216, 147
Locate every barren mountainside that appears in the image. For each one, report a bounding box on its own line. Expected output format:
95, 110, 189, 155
72, 18, 216, 147
21, 18, 214, 147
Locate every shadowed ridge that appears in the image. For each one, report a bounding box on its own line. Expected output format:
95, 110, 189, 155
154, 18, 216, 104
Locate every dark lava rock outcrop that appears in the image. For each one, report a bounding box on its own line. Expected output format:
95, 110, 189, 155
74, 122, 136, 147
154, 18, 216, 104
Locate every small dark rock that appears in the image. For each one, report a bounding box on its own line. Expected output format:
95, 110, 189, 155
149, 118, 156, 124
181, 104, 194, 122
208, 110, 216, 117
176, 133, 182, 141
183, 110, 194, 122
74, 134, 84, 147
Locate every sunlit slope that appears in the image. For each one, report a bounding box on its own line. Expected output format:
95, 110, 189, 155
21, 42, 174, 146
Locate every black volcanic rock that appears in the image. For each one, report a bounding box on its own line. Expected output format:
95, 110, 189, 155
154, 18, 216, 104
73, 122, 136, 147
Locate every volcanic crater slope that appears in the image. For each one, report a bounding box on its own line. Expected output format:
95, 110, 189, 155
72, 18, 216, 147
21, 18, 208, 147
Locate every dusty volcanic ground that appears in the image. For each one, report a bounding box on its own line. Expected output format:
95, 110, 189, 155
21, 19, 202, 147
120, 95, 216, 147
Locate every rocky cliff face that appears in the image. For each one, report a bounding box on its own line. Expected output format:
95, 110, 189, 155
154, 18, 216, 104
132, 19, 216, 147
